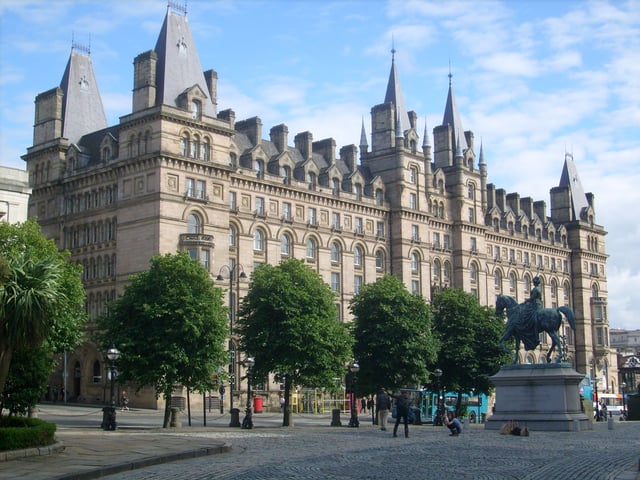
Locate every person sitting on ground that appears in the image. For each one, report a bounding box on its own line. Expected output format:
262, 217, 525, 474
443, 410, 462, 436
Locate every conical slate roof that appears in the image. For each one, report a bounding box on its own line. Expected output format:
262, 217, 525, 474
442, 73, 468, 152
154, 5, 215, 117
59, 47, 107, 145
559, 153, 589, 219
384, 51, 411, 135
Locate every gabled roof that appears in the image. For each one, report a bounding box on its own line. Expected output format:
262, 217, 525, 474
559, 153, 589, 220
59, 48, 107, 145
154, 6, 215, 117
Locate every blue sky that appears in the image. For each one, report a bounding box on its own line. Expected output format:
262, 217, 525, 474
1, 0, 638, 330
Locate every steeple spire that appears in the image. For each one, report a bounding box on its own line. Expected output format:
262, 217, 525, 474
442, 69, 468, 154
359, 117, 368, 149
59, 41, 107, 144
384, 43, 410, 136
422, 118, 430, 149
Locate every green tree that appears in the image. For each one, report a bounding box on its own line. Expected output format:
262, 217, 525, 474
1, 344, 55, 416
236, 259, 352, 426
97, 252, 228, 427
0, 220, 86, 397
350, 274, 438, 395
431, 288, 509, 416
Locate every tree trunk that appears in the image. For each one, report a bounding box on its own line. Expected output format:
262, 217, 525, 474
163, 390, 172, 428
282, 377, 292, 427
0, 347, 14, 397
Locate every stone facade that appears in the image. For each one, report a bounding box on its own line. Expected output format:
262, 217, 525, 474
21, 5, 615, 410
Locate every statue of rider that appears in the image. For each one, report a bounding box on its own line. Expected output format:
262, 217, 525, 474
519, 276, 542, 350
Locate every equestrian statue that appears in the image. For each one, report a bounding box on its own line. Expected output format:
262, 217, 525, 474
495, 277, 576, 364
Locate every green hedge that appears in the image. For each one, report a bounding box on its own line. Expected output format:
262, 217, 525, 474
0, 416, 56, 451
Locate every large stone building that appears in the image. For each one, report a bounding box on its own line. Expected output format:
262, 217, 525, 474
22, 4, 615, 409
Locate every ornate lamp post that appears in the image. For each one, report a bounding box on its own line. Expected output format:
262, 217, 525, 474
241, 357, 255, 429
101, 345, 120, 431
348, 361, 360, 428
216, 264, 246, 427
621, 382, 627, 419
434, 368, 443, 425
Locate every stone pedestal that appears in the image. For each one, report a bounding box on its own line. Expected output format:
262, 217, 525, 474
485, 363, 592, 432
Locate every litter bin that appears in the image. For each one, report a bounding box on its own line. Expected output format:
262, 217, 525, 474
254, 396, 263, 413
229, 408, 241, 427
331, 408, 342, 427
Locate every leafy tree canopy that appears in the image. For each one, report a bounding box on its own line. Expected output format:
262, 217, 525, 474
236, 259, 352, 390
0, 220, 86, 396
431, 288, 509, 399
96, 252, 228, 426
350, 274, 438, 395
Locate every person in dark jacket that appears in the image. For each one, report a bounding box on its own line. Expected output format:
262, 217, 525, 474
375, 388, 391, 431
392, 390, 411, 438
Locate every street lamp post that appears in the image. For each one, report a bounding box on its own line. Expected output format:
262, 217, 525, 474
241, 357, 255, 429
434, 368, 443, 425
216, 264, 246, 427
101, 345, 120, 431
348, 361, 360, 428
621, 382, 627, 419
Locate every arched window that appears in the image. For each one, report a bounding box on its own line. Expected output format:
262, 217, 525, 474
443, 261, 451, 284
354, 183, 362, 200
524, 276, 532, 296
306, 238, 317, 259
307, 172, 316, 190
255, 159, 265, 179
470, 263, 477, 283
181, 133, 189, 157
331, 242, 341, 264
509, 272, 517, 294
332, 178, 340, 195
92, 360, 101, 383
191, 134, 200, 159
191, 99, 201, 120
187, 213, 202, 234
282, 166, 292, 184
375, 250, 385, 270
354, 246, 363, 267
201, 138, 210, 161
229, 226, 237, 248
253, 229, 265, 252
409, 167, 417, 184
411, 252, 420, 273
468, 184, 475, 200
433, 259, 441, 281
494, 270, 502, 292
375, 189, 383, 205
280, 234, 291, 257
551, 279, 558, 301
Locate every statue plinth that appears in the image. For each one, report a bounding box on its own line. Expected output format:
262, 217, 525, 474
485, 363, 592, 432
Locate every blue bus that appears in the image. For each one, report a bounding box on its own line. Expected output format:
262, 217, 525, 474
392, 389, 489, 424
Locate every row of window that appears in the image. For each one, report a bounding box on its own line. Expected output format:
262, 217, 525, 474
488, 244, 570, 272
86, 289, 116, 321
64, 186, 117, 215
63, 218, 117, 249
180, 132, 211, 161
79, 255, 117, 281
490, 217, 568, 246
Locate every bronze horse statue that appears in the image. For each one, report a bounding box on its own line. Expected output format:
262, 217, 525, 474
495, 294, 576, 364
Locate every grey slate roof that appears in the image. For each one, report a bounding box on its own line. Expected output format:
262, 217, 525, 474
559, 153, 589, 219
59, 50, 107, 145
384, 54, 411, 134
154, 8, 215, 117
442, 74, 469, 152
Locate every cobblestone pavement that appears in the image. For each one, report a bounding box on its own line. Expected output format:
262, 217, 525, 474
98, 421, 639, 480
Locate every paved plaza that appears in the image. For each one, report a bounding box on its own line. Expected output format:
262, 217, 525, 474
1, 404, 638, 480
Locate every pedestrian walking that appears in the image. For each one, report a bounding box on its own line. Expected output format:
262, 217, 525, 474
375, 388, 391, 431
391, 389, 410, 438
360, 397, 366, 413
121, 391, 129, 411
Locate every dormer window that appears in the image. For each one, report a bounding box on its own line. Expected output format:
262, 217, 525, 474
191, 100, 201, 120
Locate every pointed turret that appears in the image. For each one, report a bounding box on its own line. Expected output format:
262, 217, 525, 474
359, 117, 368, 154
153, 4, 215, 117
59, 44, 107, 145
479, 140, 487, 212
442, 72, 468, 153
558, 153, 589, 217
384, 48, 411, 136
